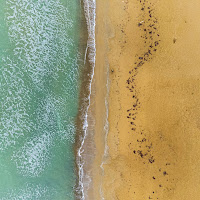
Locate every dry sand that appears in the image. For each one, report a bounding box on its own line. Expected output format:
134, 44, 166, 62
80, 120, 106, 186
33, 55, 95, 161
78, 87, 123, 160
90, 0, 200, 199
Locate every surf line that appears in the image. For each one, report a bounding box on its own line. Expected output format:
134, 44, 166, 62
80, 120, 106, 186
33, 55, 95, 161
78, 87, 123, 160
76, 0, 96, 199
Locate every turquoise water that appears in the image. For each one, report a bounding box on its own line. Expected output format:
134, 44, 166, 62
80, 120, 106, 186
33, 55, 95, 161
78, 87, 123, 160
0, 0, 85, 199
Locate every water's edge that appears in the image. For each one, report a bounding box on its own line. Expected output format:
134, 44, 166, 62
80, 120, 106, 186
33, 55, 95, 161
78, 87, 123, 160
75, 0, 96, 199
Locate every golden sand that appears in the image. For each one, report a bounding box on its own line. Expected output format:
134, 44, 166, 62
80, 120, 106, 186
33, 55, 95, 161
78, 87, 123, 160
91, 0, 200, 199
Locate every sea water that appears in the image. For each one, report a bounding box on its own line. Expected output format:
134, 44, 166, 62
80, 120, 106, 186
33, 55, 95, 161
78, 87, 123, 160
0, 0, 86, 199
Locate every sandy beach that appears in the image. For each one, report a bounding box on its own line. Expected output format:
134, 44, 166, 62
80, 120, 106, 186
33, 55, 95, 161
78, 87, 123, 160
88, 0, 200, 199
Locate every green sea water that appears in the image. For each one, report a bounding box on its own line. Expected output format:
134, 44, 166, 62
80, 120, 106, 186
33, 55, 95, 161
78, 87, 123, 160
0, 0, 85, 199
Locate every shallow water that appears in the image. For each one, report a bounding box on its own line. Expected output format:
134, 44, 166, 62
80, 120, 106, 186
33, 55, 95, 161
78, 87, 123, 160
0, 0, 84, 199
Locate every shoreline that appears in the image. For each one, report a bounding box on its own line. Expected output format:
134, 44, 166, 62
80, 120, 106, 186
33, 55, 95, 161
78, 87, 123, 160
74, 0, 97, 199
75, 0, 110, 199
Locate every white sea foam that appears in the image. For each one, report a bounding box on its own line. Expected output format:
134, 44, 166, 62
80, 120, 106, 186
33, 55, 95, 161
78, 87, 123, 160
0, 56, 35, 151
76, 0, 96, 199
11, 93, 78, 177
5, 0, 73, 90
0, 1, 84, 199
0, 183, 53, 200
0, 1, 80, 187
0, 0, 79, 153
12, 132, 53, 177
